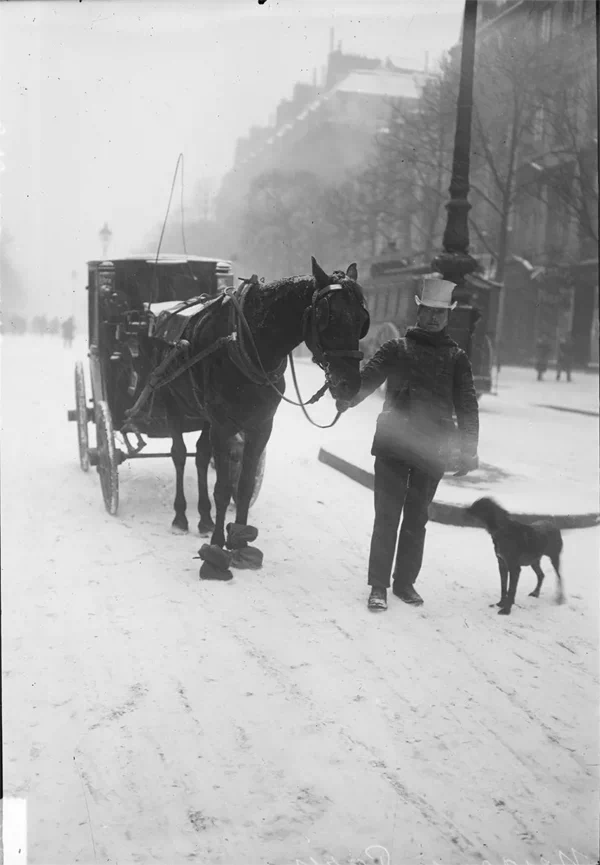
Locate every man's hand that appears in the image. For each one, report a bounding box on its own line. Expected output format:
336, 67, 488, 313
453, 454, 479, 477
335, 399, 352, 414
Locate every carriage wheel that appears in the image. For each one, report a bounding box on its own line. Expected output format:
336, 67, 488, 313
231, 446, 266, 509
95, 400, 119, 515
74, 361, 90, 472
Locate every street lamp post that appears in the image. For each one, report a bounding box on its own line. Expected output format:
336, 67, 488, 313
99, 222, 113, 259
432, 0, 479, 315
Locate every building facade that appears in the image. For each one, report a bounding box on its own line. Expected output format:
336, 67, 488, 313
215, 45, 428, 277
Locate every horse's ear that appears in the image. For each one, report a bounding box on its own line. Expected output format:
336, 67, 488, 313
346, 263, 358, 282
311, 256, 329, 288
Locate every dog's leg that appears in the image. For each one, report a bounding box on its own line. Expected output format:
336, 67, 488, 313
550, 553, 566, 605
491, 557, 509, 608
498, 566, 520, 615
529, 561, 545, 598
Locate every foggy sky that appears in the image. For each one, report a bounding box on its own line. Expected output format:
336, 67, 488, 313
0, 0, 464, 319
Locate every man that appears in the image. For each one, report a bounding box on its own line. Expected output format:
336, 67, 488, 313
337, 275, 479, 611
535, 336, 551, 381
556, 338, 573, 382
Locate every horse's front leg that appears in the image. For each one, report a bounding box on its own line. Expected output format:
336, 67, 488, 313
223, 422, 272, 568
234, 422, 272, 526
209, 426, 237, 549
171, 429, 189, 534
196, 423, 215, 535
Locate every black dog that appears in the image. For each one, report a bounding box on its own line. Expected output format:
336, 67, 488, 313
465, 497, 565, 615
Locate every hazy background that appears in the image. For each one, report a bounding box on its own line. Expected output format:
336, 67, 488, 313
1, 0, 464, 320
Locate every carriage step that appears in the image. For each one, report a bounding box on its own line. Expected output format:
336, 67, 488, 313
67, 407, 95, 423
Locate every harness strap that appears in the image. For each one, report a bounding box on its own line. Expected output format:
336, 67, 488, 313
123, 332, 234, 427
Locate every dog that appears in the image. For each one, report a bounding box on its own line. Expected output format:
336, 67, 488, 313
465, 497, 565, 615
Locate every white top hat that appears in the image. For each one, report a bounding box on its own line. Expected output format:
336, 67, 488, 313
415, 275, 457, 310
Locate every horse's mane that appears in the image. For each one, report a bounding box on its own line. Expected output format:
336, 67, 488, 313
252, 270, 365, 307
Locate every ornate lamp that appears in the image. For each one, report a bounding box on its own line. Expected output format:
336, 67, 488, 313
99, 223, 113, 259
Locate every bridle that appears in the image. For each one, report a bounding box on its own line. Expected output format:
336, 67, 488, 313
301, 282, 370, 372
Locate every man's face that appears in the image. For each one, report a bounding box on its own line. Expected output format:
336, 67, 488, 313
417, 305, 449, 332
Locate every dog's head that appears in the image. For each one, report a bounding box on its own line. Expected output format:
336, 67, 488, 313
464, 497, 509, 532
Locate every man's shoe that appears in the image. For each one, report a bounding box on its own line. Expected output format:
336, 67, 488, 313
393, 583, 424, 605
368, 587, 388, 611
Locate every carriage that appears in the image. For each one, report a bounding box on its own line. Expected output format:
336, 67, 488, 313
67, 253, 266, 515
359, 251, 500, 397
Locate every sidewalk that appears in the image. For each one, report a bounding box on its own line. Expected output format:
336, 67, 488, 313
315, 364, 599, 529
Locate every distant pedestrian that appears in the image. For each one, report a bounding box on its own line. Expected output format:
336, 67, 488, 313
61, 316, 75, 348
337, 275, 480, 611
556, 338, 573, 382
535, 337, 551, 381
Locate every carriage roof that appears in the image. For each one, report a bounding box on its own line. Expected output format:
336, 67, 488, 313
88, 253, 232, 270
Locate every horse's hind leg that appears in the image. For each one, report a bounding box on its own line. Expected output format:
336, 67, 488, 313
209, 426, 236, 548
171, 429, 189, 534
196, 423, 214, 535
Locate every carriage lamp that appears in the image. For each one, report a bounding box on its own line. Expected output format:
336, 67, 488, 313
99, 222, 113, 259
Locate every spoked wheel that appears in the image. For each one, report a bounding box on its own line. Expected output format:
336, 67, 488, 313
232, 444, 266, 509
74, 361, 89, 472
95, 400, 119, 515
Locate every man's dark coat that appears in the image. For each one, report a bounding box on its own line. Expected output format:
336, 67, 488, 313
351, 327, 479, 477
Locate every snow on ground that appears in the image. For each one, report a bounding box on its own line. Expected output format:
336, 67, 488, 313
1, 334, 599, 865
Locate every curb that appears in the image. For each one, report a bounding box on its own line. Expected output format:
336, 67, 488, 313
317, 448, 600, 531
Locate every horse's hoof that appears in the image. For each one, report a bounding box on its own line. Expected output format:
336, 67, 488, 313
230, 545, 263, 569
171, 522, 189, 535
198, 543, 233, 571
225, 523, 259, 550
497, 607, 511, 616
198, 519, 215, 536
528, 591, 540, 598
199, 561, 233, 581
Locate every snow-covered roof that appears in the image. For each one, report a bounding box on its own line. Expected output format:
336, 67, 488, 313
332, 68, 423, 100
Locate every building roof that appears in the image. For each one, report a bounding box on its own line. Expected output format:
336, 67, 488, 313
332, 68, 424, 100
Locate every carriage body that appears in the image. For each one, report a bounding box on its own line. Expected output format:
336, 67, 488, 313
360, 256, 499, 397
87, 254, 234, 436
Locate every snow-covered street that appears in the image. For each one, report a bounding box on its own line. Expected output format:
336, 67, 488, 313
2, 334, 598, 864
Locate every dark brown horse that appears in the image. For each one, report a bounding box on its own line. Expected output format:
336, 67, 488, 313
154, 257, 369, 565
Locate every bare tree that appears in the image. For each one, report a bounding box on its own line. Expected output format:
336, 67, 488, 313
467, 25, 559, 282
524, 27, 598, 250
240, 170, 327, 279
375, 63, 458, 262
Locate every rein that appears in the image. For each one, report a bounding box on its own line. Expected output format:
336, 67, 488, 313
224, 277, 363, 428
224, 281, 335, 412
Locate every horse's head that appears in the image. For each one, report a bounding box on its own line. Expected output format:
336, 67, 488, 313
304, 256, 370, 402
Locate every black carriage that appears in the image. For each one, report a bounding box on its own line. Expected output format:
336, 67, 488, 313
360, 252, 500, 397
68, 253, 266, 514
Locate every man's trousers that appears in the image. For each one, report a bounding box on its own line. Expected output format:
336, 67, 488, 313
367, 456, 441, 589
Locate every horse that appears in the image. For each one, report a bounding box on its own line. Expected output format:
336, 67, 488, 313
144, 257, 369, 570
